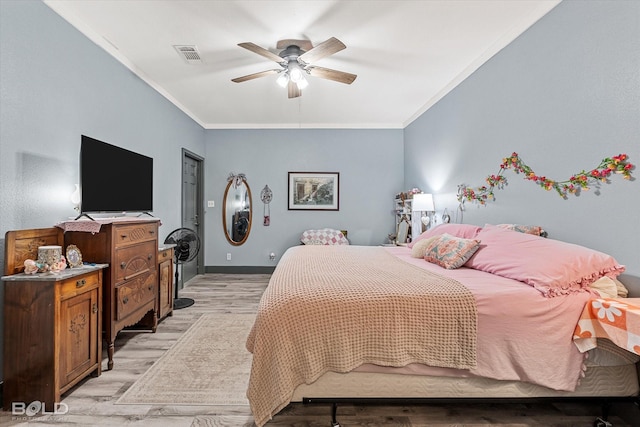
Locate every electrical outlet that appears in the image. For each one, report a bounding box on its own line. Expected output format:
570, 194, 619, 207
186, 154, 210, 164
226, 253, 231, 261
207, 200, 215, 208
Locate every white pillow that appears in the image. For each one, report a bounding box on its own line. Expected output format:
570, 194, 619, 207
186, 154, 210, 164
589, 276, 618, 298
614, 278, 629, 297
410, 236, 438, 258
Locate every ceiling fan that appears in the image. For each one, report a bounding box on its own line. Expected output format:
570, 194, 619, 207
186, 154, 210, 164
231, 37, 357, 98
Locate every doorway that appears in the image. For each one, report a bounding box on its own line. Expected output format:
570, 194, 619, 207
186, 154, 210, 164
181, 149, 204, 287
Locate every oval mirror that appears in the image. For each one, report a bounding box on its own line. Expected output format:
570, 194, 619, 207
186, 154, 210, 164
223, 176, 252, 246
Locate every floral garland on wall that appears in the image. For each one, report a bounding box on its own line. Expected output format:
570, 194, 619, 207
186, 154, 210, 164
458, 153, 634, 206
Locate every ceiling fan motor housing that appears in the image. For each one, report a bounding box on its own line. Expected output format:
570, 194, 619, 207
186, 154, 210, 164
279, 45, 306, 63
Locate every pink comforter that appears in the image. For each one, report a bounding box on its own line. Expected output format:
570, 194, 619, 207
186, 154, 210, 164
379, 246, 595, 390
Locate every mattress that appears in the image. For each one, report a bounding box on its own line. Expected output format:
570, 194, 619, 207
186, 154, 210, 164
291, 365, 639, 401
292, 339, 639, 400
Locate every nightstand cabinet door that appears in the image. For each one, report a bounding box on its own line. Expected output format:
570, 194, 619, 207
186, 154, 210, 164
59, 282, 100, 391
158, 247, 174, 320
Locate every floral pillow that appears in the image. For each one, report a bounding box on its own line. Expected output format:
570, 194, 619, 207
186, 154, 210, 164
496, 223, 547, 237
465, 224, 625, 297
423, 233, 481, 269
408, 223, 482, 248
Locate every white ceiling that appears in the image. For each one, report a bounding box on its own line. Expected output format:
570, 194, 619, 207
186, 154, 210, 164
44, 0, 560, 129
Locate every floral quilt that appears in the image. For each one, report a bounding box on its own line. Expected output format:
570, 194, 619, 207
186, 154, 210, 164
573, 297, 640, 356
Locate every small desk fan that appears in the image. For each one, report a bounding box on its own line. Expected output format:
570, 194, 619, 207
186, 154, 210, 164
164, 228, 200, 310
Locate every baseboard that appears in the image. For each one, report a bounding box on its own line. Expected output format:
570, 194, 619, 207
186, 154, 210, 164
204, 266, 275, 274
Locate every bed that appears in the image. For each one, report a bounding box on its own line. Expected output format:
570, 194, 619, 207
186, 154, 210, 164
246, 224, 640, 427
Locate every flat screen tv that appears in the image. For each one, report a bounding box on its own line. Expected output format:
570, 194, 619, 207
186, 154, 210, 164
80, 135, 153, 214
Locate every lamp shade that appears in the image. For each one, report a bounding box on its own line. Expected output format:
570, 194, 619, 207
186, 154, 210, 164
412, 193, 434, 211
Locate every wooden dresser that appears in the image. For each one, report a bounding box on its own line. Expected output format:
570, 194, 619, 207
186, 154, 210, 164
64, 218, 160, 370
2, 227, 105, 410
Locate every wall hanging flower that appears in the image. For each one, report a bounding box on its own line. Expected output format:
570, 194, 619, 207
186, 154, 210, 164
458, 153, 634, 206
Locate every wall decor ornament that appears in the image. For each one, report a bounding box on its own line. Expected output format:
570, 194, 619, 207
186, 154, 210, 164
458, 153, 634, 206
227, 172, 247, 188
261, 185, 273, 226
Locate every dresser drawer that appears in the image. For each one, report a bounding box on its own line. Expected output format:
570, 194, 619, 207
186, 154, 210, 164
114, 223, 158, 248
114, 240, 157, 283
59, 270, 101, 300
115, 271, 156, 321
158, 247, 173, 265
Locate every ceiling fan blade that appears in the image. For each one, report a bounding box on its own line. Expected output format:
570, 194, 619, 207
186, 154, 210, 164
308, 66, 357, 85
231, 69, 279, 83
238, 42, 284, 63
299, 37, 346, 64
288, 81, 301, 98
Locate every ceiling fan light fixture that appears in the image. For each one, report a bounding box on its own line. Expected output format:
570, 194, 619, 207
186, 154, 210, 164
276, 71, 289, 88
288, 62, 304, 83
296, 76, 309, 90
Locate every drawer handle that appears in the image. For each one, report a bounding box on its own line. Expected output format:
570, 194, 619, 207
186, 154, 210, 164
121, 234, 127, 239
149, 230, 155, 235
92, 303, 98, 314
162, 252, 167, 258
148, 285, 153, 291
148, 254, 153, 260
123, 296, 129, 304
120, 262, 126, 269
76, 279, 86, 288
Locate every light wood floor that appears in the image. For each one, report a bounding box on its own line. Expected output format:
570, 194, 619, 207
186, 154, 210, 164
1, 274, 638, 427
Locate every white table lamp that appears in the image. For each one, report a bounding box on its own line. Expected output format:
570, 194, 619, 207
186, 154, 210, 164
411, 193, 435, 240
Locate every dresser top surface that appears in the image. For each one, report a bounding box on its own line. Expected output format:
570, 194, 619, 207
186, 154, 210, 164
56, 217, 160, 234
2, 264, 108, 282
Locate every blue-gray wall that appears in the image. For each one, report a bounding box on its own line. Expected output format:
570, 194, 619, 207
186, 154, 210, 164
0, 0, 205, 380
404, 0, 640, 291
204, 129, 403, 267
0, 0, 205, 243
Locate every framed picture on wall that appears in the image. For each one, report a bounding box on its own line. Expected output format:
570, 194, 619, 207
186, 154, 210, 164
288, 172, 339, 211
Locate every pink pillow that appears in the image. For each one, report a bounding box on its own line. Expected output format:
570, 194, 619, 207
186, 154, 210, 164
424, 234, 481, 269
408, 223, 482, 248
465, 224, 625, 297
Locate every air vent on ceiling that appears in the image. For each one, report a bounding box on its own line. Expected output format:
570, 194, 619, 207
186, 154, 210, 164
174, 45, 202, 64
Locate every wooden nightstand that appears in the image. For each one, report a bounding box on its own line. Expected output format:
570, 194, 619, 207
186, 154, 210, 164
2, 265, 106, 410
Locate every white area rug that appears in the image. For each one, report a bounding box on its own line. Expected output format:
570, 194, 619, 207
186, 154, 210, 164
116, 313, 254, 406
